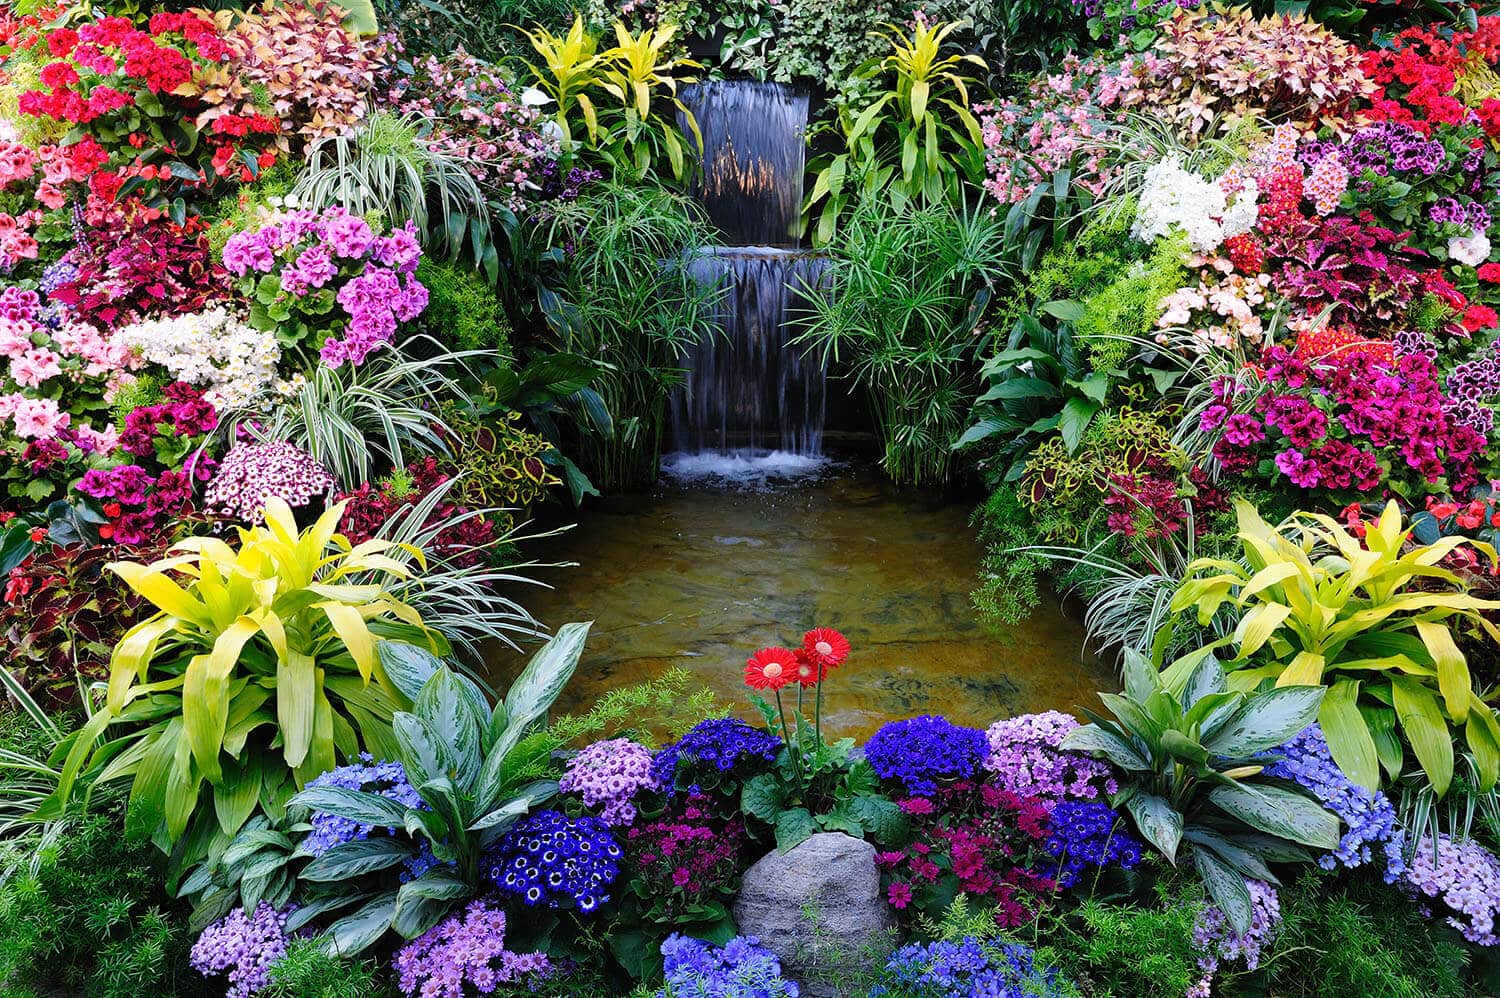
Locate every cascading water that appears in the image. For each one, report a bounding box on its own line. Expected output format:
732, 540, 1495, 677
666, 81, 830, 480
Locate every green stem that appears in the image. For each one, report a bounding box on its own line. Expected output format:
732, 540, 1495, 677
775, 687, 799, 789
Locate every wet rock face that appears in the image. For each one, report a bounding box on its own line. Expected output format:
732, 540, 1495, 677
732, 832, 897, 997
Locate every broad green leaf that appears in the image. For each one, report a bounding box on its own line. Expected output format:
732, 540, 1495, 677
301, 838, 415, 882
1413, 619, 1470, 722
774, 807, 817, 853
290, 786, 409, 828
1203, 686, 1324, 757
1194, 848, 1255, 935
1318, 680, 1380, 790
1060, 724, 1150, 771
320, 892, 397, 957
1125, 793, 1183, 863
1390, 675, 1454, 797
1208, 784, 1339, 849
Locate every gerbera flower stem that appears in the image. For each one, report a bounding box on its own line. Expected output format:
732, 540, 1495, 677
774, 687, 800, 785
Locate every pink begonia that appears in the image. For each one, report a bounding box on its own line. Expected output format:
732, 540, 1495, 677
9, 396, 69, 439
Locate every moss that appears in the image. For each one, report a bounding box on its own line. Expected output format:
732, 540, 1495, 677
417, 257, 512, 355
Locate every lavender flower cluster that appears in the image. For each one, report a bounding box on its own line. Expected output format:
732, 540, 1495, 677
983, 711, 1120, 806
393, 900, 552, 998
189, 902, 292, 998
204, 440, 335, 524
221, 207, 428, 367
1404, 833, 1500, 946
865, 715, 990, 796
484, 810, 622, 914
1042, 800, 1143, 888
871, 937, 1067, 998
559, 737, 660, 826
651, 718, 782, 794
656, 933, 800, 998
1188, 880, 1282, 998
1264, 725, 1405, 881
302, 755, 424, 857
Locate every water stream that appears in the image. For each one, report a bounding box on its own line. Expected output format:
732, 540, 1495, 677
488, 465, 1115, 740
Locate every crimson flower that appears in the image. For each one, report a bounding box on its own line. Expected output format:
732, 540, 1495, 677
792, 648, 824, 687
744, 647, 797, 691
800, 627, 850, 671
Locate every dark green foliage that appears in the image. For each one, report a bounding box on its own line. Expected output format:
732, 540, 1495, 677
971, 484, 1047, 626
1259, 873, 1474, 998
108, 373, 164, 428
264, 939, 392, 998
418, 256, 513, 354
0, 813, 208, 998
1049, 882, 1203, 998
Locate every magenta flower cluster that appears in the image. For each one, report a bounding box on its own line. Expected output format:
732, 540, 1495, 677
221, 207, 428, 367
204, 440, 335, 524
393, 899, 552, 998
188, 901, 292, 998
1404, 833, 1500, 947
559, 737, 660, 826
983, 711, 1120, 806
1204, 346, 1487, 499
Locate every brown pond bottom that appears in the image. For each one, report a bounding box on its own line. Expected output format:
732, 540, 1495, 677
486, 458, 1118, 741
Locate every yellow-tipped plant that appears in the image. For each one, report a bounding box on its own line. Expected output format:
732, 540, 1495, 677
1166, 499, 1500, 798
598, 21, 701, 182
36, 498, 441, 859
519, 15, 611, 145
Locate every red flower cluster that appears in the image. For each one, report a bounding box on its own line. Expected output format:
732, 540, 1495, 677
335, 457, 502, 569
1362, 20, 1500, 139
744, 627, 851, 691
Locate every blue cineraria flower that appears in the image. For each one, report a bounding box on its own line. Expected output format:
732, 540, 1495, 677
657, 933, 799, 998
483, 810, 622, 914
1043, 800, 1143, 887
1264, 724, 1405, 882
302, 755, 425, 857
652, 718, 782, 794
864, 715, 990, 796
871, 937, 1068, 998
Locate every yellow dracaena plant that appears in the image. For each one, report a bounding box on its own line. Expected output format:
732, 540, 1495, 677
804, 19, 987, 245
520, 15, 611, 145
1166, 499, 1500, 798
597, 21, 702, 182
36, 498, 440, 857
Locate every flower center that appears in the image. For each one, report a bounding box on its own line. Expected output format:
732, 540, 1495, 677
763, 662, 783, 678
815, 641, 833, 656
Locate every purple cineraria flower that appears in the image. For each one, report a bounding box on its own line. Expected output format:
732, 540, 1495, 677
204, 440, 335, 525
1404, 833, 1500, 946
651, 718, 781, 793
984, 711, 1120, 807
865, 715, 990, 796
1264, 724, 1405, 882
559, 738, 660, 826
189, 902, 293, 998
873, 937, 1066, 998
394, 899, 552, 998
1189, 880, 1281, 997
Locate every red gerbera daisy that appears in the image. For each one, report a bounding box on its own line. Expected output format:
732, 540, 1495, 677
744, 647, 797, 691
801, 627, 851, 671
793, 648, 824, 687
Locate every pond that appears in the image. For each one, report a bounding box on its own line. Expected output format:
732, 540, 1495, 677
488, 453, 1117, 740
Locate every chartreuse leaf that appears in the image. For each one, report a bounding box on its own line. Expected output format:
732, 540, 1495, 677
1318, 679, 1380, 790
1391, 675, 1453, 797
1466, 698, 1500, 792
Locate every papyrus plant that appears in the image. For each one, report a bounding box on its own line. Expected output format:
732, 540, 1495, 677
1168, 499, 1500, 798
36, 498, 439, 861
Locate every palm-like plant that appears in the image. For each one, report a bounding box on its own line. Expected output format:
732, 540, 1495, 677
519, 15, 610, 146
803, 19, 987, 245
596, 22, 702, 183
1169, 499, 1500, 797
797, 199, 1007, 486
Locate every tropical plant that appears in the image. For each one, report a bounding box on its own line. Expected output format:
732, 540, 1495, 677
1167, 499, 1500, 798
1061, 649, 1338, 933
281, 626, 589, 954
238, 339, 468, 489
519, 15, 612, 148
594, 22, 701, 183
535, 182, 718, 489
291, 111, 496, 277
797, 198, 1007, 486
33, 499, 441, 869
802, 18, 987, 245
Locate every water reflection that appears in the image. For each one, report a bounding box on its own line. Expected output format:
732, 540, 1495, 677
488, 464, 1116, 740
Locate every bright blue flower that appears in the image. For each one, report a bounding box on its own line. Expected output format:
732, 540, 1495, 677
1042, 800, 1143, 888
483, 810, 622, 914
652, 718, 782, 794
871, 937, 1068, 998
864, 715, 989, 796
302, 755, 425, 857
657, 934, 799, 998
1264, 724, 1405, 882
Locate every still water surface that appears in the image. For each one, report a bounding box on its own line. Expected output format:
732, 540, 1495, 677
488, 456, 1116, 740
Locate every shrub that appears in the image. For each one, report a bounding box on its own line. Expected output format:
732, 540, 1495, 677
417, 257, 512, 354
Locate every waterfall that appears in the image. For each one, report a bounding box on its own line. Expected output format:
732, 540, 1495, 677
669, 81, 829, 468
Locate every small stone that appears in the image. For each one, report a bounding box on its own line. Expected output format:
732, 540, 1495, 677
732, 832, 897, 997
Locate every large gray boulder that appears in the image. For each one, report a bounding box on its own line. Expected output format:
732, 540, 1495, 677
732, 832, 897, 997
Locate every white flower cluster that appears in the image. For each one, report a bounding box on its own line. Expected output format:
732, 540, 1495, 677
1449, 231, 1492, 267
1131, 156, 1258, 253
114, 308, 284, 409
